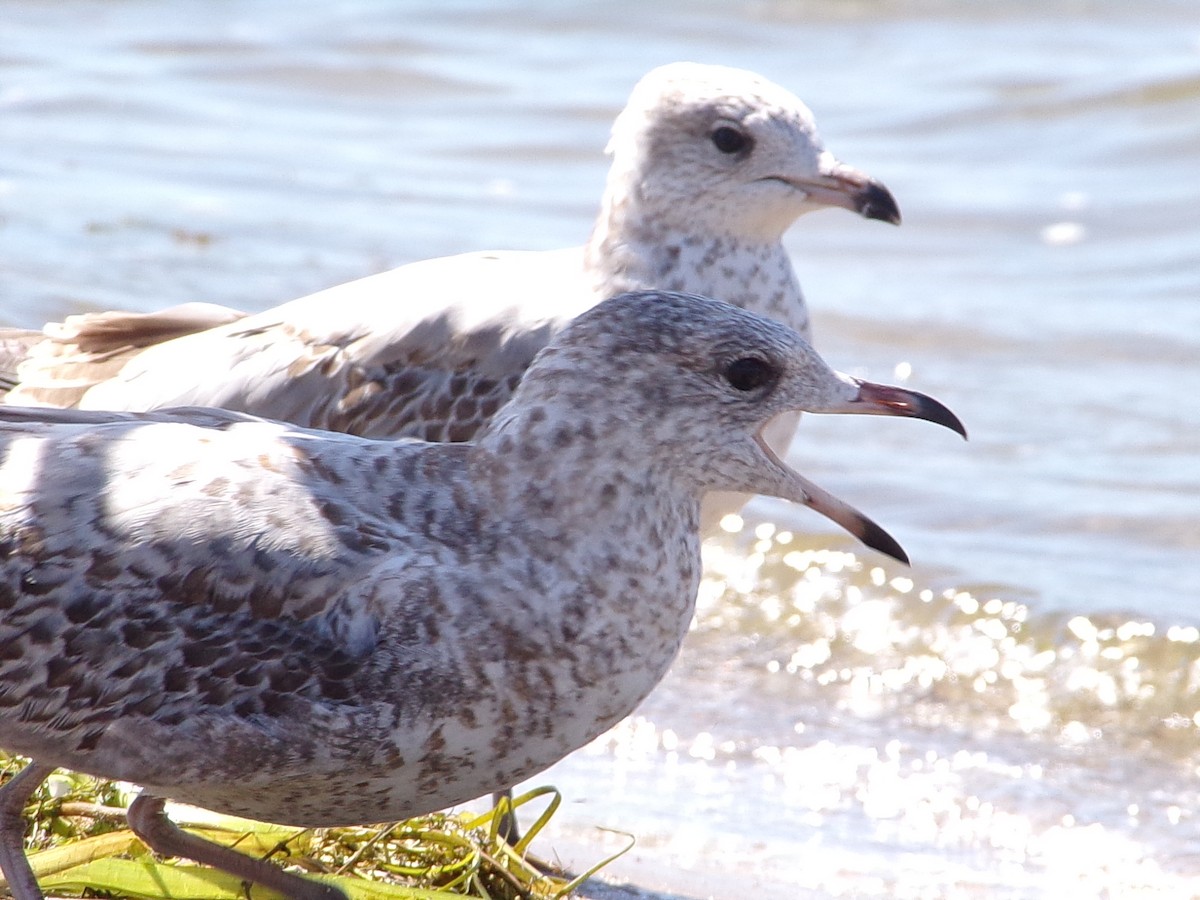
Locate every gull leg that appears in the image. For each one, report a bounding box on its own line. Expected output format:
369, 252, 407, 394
126, 793, 346, 900
492, 788, 521, 846
0, 762, 55, 900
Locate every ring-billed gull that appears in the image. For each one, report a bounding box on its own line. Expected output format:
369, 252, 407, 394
1, 62, 898, 464
0, 291, 962, 900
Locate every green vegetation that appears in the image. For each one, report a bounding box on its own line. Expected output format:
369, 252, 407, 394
1, 755, 618, 899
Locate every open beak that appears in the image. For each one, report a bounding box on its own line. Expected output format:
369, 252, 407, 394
742, 379, 964, 565
786, 157, 902, 225
751, 430, 911, 563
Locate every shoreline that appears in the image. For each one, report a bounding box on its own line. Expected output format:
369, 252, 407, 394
545, 825, 822, 900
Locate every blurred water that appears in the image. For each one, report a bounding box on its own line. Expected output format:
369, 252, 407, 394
1, 1, 1199, 897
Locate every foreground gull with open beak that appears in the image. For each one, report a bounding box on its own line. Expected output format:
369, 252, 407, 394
0, 291, 963, 900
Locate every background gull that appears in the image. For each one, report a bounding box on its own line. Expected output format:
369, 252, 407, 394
0, 291, 963, 900
0, 61, 898, 478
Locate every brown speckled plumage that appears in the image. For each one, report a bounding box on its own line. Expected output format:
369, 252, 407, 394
0, 291, 963, 898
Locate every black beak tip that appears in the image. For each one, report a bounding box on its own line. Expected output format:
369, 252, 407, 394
858, 180, 902, 226
921, 400, 969, 444
920, 395, 968, 440
862, 519, 910, 566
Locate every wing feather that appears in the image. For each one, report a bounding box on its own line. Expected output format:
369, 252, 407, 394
2, 250, 588, 442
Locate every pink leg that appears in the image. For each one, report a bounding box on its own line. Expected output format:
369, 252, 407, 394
491, 788, 523, 845
0, 762, 54, 900
126, 793, 345, 900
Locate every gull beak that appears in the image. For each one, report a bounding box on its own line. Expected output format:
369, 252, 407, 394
739, 378, 964, 565
839, 379, 967, 438
788, 156, 902, 225
749, 430, 912, 563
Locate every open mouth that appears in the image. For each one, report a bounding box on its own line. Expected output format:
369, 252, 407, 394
751, 426, 909, 564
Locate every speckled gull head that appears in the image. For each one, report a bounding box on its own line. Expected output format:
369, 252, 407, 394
487, 290, 964, 562
599, 62, 900, 242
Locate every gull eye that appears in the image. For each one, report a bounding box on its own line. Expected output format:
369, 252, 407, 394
724, 357, 778, 392
710, 126, 751, 155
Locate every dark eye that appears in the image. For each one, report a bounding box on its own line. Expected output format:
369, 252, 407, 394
724, 357, 778, 392
710, 126, 751, 155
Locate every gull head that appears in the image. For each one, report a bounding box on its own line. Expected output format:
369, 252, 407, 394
604, 62, 900, 241
499, 291, 964, 564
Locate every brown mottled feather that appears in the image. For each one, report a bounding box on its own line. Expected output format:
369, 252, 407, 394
0, 303, 246, 407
